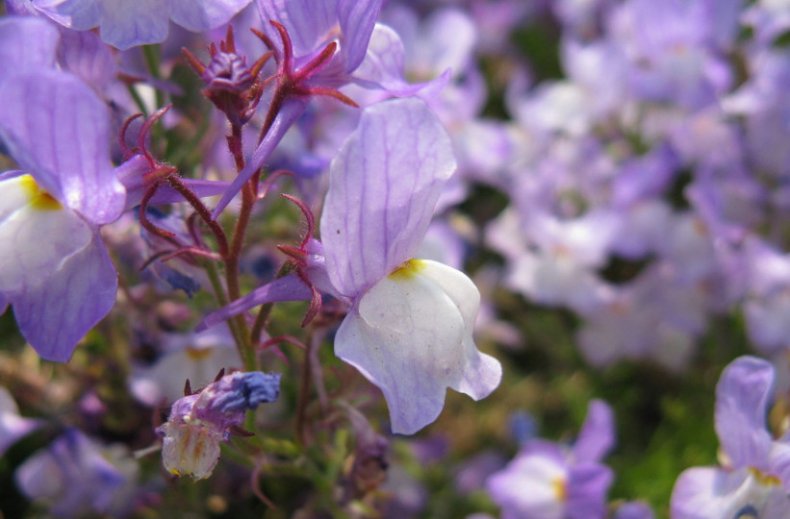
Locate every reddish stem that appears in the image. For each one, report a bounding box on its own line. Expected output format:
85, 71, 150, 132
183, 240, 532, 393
166, 176, 229, 256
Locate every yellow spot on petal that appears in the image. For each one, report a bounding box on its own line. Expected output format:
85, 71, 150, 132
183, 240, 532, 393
749, 467, 781, 487
185, 346, 213, 361
552, 477, 567, 502
388, 259, 426, 280
20, 174, 61, 211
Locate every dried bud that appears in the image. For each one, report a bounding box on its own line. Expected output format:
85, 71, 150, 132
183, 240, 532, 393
157, 371, 281, 480
182, 26, 270, 127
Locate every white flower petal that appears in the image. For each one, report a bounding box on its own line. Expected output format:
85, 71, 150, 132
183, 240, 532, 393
0, 175, 91, 295
335, 259, 501, 434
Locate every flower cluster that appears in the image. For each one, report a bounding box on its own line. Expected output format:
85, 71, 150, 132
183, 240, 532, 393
1, 0, 790, 516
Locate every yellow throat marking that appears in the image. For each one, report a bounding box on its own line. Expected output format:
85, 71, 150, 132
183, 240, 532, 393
388, 258, 426, 280
20, 174, 61, 211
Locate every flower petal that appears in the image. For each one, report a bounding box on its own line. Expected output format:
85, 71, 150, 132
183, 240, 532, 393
670, 467, 779, 519
169, 0, 252, 32
320, 98, 456, 297
417, 260, 502, 401
486, 448, 568, 519
0, 387, 42, 456
715, 355, 774, 469
566, 463, 613, 519
12, 232, 117, 362
31, 0, 101, 31
0, 175, 92, 296
211, 98, 306, 219
0, 71, 125, 224
573, 400, 615, 464
335, 260, 497, 434
0, 16, 59, 84
198, 273, 313, 330
96, 0, 170, 50
336, 0, 383, 73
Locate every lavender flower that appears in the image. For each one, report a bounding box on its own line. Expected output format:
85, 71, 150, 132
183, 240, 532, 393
670, 356, 790, 518
486, 400, 615, 519
15, 429, 139, 518
200, 99, 501, 434
158, 371, 281, 479
0, 70, 125, 361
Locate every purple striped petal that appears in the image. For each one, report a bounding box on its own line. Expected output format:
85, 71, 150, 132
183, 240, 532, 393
715, 356, 774, 470
0, 16, 59, 84
211, 98, 306, 219
0, 71, 125, 225
97, 0, 169, 50
566, 464, 614, 519
57, 27, 117, 90
12, 233, 117, 362
256, 0, 381, 73
320, 98, 456, 297
257, 0, 338, 60
31, 0, 101, 31
169, 0, 252, 32
336, 0, 383, 73
198, 273, 312, 330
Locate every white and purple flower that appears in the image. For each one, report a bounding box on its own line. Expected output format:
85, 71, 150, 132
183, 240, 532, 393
671, 356, 790, 518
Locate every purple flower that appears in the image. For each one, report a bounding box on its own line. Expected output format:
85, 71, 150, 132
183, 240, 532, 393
201, 99, 501, 434
15, 429, 139, 518
317, 98, 501, 434
158, 371, 281, 479
486, 400, 615, 519
670, 356, 790, 518
0, 70, 125, 362
28, 0, 253, 50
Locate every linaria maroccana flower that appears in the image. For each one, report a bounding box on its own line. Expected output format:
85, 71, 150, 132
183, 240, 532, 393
15, 429, 139, 518
670, 356, 790, 518
0, 70, 125, 362
486, 400, 615, 519
28, 0, 253, 50
318, 98, 501, 434
157, 371, 280, 479
200, 98, 502, 434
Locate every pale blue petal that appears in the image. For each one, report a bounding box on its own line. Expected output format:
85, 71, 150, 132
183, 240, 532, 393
57, 27, 117, 90
0, 71, 125, 225
0, 16, 59, 84
336, 0, 383, 72
715, 356, 774, 470
32, 0, 101, 30
212, 98, 306, 219
198, 273, 312, 330
320, 98, 456, 297
97, 0, 169, 50
169, 0, 252, 32
256, 0, 338, 59
566, 464, 613, 519
12, 232, 117, 362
